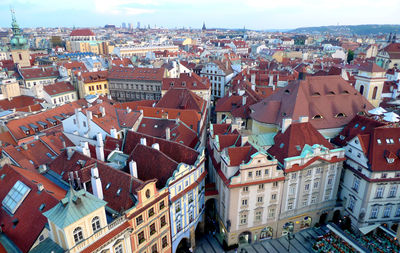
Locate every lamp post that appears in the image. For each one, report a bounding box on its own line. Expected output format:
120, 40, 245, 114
287, 231, 295, 251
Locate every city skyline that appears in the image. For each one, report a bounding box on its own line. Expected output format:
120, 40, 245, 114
1, 0, 400, 29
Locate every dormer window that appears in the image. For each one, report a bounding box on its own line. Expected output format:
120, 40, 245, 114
312, 92, 321, 96
284, 89, 290, 94
336, 113, 346, 118
340, 135, 345, 140
387, 158, 395, 164
377, 139, 381, 144
313, 114, 323, 119
328, 91, 335, 95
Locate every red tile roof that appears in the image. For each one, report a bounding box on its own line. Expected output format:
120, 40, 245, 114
358, 62, 385, 73
19, 67, 59, 80
250, 75, 374, 130
156, 88, 206, 113
162, 73, 210, 91
48, 150, 144, 211
217, 134, 241, 151
70, 28, 95, 37
0, 96, 44, 111
114, 100, 156, 110
0, 164, 59, 253
6, 100, 84, 142
137, 117, 199, 148
136, 106, 202, 132
108, 67, 164, 81
268, 122, 334, 164
58, 61, 87, 72
79, 70, 108, 83
123, 131, 199, 166
227, 145, 257, 166
43, 81, 75, 96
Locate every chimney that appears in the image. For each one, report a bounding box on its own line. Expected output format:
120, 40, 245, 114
80, 141, 91, 157
96, 132, 105, 161
152, 143, 160, 150
100, 106, 106, 117
251, 73, 256, 85
242, 96, 247, 106
91, 167, 103, 200
140, 138, 147, 146
166, 127, 171, 140
299, 116, 309, 123
281, 118, 292, 133
37, 183, 44, 192
269, 75, 273, 86
129, 160, 138, 178
74, 108, 81, 128
67, 147, 74, 160
110, 128, 118, 139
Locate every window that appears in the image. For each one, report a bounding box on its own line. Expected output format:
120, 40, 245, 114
348, 198, 355, 212
382, 173, 387, 179
242, 199, 248, 206
287, 202, 293, 210
258, 184, 264, 190
328, 178, 333, 185
91, 216, 101, 232
316, 168, 321, 174
311, 196, 317, 204
176, 219, 182, 232
306, 170, 311, 176
175, 200, 181, 213
265, 169, 269, 175
256, 170, 261, 177
149, 207, 155, 217
389, 186, 397, 198
375, 186, 385, 198
273, 182, 278, 188
271, 194, 277, 200
188, 192, 193, 203
136, 215, 143, 226
162, 235, 168, 248
255, 210, 262, 221
240, 213, 247, 224
257, 196, 263, 203
305, 184, 310, 191
396, 206, 400, 217
383, 206, 392, 218
370, 206, 379, 219
352, 178, 360, 192
83, 121, 87, 127
289, 186, 295, 195
150, 223, 156, 236
314, 181, 319, 189
243, 186, 249, 192
248, 172, 253, 178
159, 200, 165, 210
160, 215, 167, 227
138, 231, 145, 244
73, 227, 84, 243
268, 208, 275, 218
115, 244, 123, 253
152, 243, 158, 253
2, 180, 31, 214
291, 173, 296, 180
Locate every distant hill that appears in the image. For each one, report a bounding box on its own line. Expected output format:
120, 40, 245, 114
290, 25, 400, 35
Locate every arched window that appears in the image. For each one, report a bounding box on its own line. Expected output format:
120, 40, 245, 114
359, 85, 364, 95
92, 216, 101, 232
336, 113, 346, 117
372, 86, 378, 99
73, 227, 84, 243
313, 114, 323, 119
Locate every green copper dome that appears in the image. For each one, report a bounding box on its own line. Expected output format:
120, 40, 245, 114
10, 9, 28, 50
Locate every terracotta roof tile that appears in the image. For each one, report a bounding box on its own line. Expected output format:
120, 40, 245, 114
43, 81, 75, 96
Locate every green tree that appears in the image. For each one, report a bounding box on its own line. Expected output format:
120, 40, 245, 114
347, 50, 354, 64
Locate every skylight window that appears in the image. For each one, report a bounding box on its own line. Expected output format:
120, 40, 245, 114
354, 123, 359, 128
280, 143, 285, 148
361, 126, 366, 131
116, 188, 122, 196
377, 139, 381, 144
105, 183, 111, 189
2, 180, 31, 214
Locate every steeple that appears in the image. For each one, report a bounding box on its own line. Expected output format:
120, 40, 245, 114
9, 8, 28, 50
392, 33, 397, 43
202, 21, 206, 31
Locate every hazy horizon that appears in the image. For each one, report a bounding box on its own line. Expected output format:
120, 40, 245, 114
1, 0, 400, 30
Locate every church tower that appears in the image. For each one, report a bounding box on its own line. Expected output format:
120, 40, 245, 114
9, 9, 30, 67
354, 62, 386, 107
202, 22, 206, 32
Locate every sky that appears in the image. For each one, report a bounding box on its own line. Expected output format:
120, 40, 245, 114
1, 0, 400, 30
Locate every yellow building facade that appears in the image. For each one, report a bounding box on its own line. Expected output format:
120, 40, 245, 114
77, 70, 109, 98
